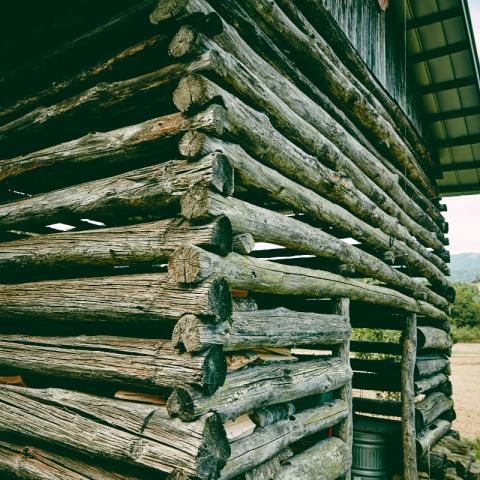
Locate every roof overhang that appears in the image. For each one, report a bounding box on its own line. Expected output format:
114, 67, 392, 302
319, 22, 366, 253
406, 0, 480, 196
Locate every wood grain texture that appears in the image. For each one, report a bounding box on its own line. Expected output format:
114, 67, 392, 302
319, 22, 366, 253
417, 326, 453, 352
0, 385, 230, 479
415, 392, 455, 430
416, 419, 452, 457
0, 273, 232, 324
167, 357, 351, 421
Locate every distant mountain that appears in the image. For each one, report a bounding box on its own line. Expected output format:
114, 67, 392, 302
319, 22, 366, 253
449, 253, 480, 283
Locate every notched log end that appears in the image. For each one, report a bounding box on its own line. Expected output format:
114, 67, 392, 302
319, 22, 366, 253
167, 387, 195, 421
206, 277, 232, 324
210, 215, 232, 255
211, 152, 234, 196
202, 346, 227, 394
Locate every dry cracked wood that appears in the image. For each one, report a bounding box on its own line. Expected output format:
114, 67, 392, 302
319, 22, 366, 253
418, 326, 453, 352
416, 354, 450, 379
169, 244, 448, 321
0, 216, 231, 279
0, 106, 226, 194
0, 152, 233, 232
172, 308, 350, 352
180, 137, 450, 297
415, 392, 455, 430
220, 400, 348, 479
0, 273, 231, 324
167, 357, 351, 421
415, 373, 451, 396
0, 334, 226, 393
0, 385, 229, 479
416, 419, 452, 457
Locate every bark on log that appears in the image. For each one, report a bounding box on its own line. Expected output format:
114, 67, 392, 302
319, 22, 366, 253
0, 106, 226, 194
0, 217, 231, 279
415, 392, 455, 430
176, 78, 447, 271
179, 136, 450, 298
220, 400, 348, 480
167, 357, 351, 421
294, 0, 436, 173
169, 245, 448, 321
415, 373, 452, 396
171, 36, 444, 251
232, 233, 255, 255
418, 326, 453, 351
402, 312, 418, 478
0, 54, 227, 158
180, 187, 449, 314
0, 335, 226, 393
0, 440, 143, 480
231, 0, 436, 197
0, 273, 231, 324
274, 437, 351, 480
0, 385, 230, 479
171, 308, 351, 352
416, 419, 452, 457
0, 152, 233, 232
416, 355, 450, 379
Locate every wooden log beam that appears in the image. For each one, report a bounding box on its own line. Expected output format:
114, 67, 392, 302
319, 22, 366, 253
416, 354, 450, 379
415, 392, 455, 430
220, 400, 348, 480
353, 397, 401, 417
243, 449, 293, 480
0, 105, 226, 194
402, 312, 418, 478
250, 403, 296, 427
0, 53, 227, 158
274, 437, 351, 480
169, 245, 448, 321
0, 386, 230, 479
236, 0, 437, 196
416, 419, 452, 457
176, 77, 447, 267
171, 308, 351, 352
415, 373, 451, 396
0, 152, 233, 233
0, 217, 231, 280
418, 326, 453, 351
232, 233, 255, 254
0, 335, 227, 393
0, 440, 142, 480
180, 137, 451, 298
167, 357, 351, 421
171, 30, 445, 250
0, 273, 232, 324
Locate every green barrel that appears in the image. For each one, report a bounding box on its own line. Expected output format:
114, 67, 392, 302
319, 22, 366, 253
352, 430, 388, 479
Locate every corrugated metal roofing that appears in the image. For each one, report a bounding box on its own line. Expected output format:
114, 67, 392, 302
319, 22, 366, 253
407, 0, 480, 196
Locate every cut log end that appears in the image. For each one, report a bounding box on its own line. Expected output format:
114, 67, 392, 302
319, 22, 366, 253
202, 346, 227, 394
150, 0, 189, 25
210, 152, 234, 196
210, 215, 233, 255
179, 130, 209, 158
167, 387, 195, 421
172, 314, 204, 352
181, 183, 212, 221
206, 277, 232, 324
173, 74, 218, 112
169, 245, 211, 284
232, 233, 255, 254
169, 25, 198, 58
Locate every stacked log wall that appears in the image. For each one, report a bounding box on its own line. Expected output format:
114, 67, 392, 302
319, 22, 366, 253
0, 0, 455, 479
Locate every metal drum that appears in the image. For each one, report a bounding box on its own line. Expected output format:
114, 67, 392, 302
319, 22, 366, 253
352, 430, 389, 479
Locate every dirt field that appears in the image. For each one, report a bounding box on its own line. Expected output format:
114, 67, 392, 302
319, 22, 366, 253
450, 343, 480, 439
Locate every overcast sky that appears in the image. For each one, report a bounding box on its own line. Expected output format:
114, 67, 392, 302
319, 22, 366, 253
442, 0, 480, 255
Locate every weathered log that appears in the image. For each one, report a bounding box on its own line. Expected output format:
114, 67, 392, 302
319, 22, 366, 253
224, 414, 256, 443
0, 217, 231, 279
416, 355, 450, 379
180, 187, 449, 315
176, 80, 447, 274
0, 273, 231, 324
0, 386, 230, 479
250, 403, 296, 428
418, 447, 448, 478
294, 0, 435, 173
169, 245, 448, 321
171, 36, 444, 252
350, 341, 402, 355
171, 308, 351, 352
179, 137, 450, 299
0, 106, 226, 194
415, 392, 455, 430
352, 398, 401, 417
0, 335, 226, 393
232, 233, 255, 255
415, 372, 451, 395
402, 312, 418, 478
0, 152, 233, 232
243, 449, 293, 480
0, 440, 143, 480
0, 54, 227, 157
220, 400, 348, 480
418, 326, 453, 351
232, 0, 436, 197
416, 419, 452, 457
167, 357, 351, 421
274, 437, 351, 480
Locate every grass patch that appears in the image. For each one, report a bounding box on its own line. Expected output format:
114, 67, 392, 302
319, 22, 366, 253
451, 326, 480, 343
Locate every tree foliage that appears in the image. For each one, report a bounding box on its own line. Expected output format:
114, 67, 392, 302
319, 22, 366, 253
450, 283, 480, 328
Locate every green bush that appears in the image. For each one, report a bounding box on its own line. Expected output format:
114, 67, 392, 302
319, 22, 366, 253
451, 326, 480, 343
450, 283, 480, 328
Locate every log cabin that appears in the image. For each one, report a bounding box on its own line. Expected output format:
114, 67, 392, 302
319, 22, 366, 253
0, 0, 479, 479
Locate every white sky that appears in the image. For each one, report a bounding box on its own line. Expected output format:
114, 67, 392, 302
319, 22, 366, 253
441, 1, 480, 255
